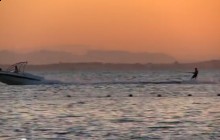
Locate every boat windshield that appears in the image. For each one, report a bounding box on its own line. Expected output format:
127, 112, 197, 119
6, 62, 28, 73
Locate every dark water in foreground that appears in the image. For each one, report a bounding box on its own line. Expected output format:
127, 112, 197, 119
0, 70, 220, 140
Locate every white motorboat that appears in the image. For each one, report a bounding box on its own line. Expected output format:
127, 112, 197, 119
0, 62, 44, 85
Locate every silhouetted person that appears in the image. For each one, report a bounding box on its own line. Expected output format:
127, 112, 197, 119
191, 68, 198, 79
14, 66, 19, 73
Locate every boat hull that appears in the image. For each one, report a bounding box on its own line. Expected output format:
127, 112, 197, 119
0, 72, 44, 85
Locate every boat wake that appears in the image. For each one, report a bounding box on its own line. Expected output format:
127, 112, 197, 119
41, 79, 218, 86
89, 80, 217, 85
41, 79, 63, 85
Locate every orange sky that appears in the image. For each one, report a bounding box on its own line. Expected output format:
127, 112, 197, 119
0, 0, 220, 62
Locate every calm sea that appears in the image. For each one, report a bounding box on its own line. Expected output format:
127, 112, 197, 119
0, 70, 220, 139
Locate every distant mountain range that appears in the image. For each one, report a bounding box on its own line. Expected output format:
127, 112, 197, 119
25, 60, 220, 71
0, 60, 219, 72
0, 50, 176, 64
0, 50, 219, 70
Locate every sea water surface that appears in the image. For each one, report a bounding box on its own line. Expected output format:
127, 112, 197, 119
0, 70, 220, 140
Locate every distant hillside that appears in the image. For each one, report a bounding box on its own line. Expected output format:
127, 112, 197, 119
0, 60, 219, 72
27, 60, 220, 71
84, 50, 175, 64
0, 50, 176, 64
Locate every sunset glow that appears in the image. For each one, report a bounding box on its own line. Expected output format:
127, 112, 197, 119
1, 0, 220, 62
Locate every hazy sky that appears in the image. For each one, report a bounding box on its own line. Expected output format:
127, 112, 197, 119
0, 0, 220, 62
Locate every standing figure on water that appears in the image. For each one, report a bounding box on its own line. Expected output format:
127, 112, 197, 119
191, 68, 198, 80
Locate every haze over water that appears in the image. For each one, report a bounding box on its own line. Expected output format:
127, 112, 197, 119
0, 70, 220, 139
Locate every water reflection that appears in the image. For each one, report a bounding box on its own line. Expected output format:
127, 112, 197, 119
0, 70, 219, 139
